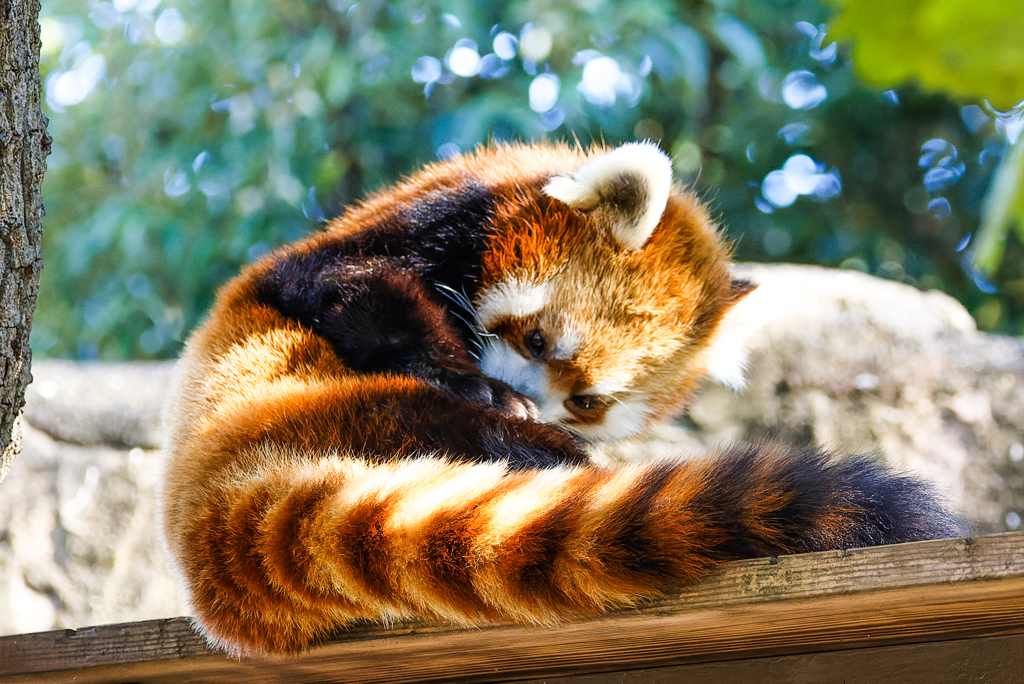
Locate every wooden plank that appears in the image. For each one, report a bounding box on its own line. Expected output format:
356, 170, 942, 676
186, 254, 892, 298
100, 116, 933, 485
512, 633, 1024, 684
1, 532, 1023, 684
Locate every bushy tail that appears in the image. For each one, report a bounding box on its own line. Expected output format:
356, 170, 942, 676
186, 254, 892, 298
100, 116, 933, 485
174, 443, 961, 655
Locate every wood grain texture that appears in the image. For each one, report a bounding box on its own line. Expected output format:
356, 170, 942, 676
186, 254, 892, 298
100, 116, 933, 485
2, 532, 1023, 684
513, 633, 1024, 684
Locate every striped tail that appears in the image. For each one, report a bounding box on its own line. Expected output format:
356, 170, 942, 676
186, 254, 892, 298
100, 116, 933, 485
173, 442, 961, 656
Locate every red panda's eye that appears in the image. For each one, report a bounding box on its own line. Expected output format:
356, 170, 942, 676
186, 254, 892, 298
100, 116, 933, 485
571, 395, 595, 410
565, 394, 611, 417
525, 329, 546, 358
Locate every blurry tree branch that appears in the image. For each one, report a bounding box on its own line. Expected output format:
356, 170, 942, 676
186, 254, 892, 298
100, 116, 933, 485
1, 0, 51, 483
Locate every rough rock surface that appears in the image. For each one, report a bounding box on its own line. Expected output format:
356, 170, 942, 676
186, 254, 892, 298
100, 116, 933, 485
1, 264, 1022, 636
0, 361, 185, 635
22, 360, 172, 449
716, 264, 1023, 532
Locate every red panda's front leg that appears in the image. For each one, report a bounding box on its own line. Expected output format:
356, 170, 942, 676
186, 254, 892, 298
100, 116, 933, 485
204, 369, 590, 469
254, 251, 541, 421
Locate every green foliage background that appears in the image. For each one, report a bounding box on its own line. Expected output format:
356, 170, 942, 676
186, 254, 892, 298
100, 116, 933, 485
35, 0, 1024, 360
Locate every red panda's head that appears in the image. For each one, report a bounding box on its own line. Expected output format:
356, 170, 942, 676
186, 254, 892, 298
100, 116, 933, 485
475, 142, 756, 442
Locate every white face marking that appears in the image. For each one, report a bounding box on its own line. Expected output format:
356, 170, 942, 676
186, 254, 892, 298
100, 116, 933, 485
587, 376, 630, 396
478, 320, 655, 441
479, 338, 571, 425
703, 279, 773, 390
534, 392, 571, 425
479, 338, 650, 441
550, 328, 581, 360
479, 338, 548, 400
572, 396, 651, 442
476, 280, 549, 328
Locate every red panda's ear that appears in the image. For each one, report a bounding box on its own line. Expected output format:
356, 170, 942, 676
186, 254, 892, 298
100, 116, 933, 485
728, 278, 757, 303
704, 277, 767, 390
543, 142, 673, 251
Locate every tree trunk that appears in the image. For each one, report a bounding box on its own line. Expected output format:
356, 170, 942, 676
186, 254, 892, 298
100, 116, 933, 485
0, 0, 50, 483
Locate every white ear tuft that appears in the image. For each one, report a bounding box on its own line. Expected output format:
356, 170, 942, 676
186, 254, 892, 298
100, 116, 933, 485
543, 142, 673, 250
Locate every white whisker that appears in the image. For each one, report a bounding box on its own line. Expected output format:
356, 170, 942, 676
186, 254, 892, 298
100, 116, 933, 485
608, 394, 637, 415
435, 281, 491, 357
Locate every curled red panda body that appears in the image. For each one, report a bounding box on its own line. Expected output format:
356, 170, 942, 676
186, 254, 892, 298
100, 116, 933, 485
160, 142, 961, 656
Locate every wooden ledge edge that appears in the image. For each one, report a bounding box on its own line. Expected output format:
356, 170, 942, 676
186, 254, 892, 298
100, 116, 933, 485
2, 532, 1023, 684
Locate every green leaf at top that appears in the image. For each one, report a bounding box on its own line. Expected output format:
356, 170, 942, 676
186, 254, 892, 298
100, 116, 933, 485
827, 0, 1024, 110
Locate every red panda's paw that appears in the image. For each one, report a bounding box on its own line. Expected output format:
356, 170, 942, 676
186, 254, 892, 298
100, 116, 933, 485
427, 367, 540, 420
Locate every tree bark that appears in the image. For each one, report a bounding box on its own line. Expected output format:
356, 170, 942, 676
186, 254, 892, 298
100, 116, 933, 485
0, 0, 50, 483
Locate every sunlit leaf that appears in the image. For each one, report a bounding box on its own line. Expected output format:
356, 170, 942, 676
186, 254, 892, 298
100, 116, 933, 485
827, 0, 1024, 110
973, 137, 1024, 275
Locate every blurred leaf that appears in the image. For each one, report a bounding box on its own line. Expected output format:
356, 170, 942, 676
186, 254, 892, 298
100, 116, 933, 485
828, 0, 1024, 110
973, 135, 1024, 275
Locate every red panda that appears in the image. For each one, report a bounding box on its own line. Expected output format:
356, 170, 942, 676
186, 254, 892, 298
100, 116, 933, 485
159, 141, 961, 656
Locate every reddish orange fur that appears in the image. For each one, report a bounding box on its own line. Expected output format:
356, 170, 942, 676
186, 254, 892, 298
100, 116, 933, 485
160, 143, 951, 656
